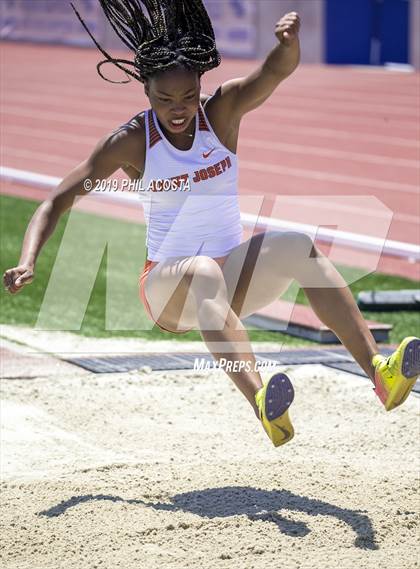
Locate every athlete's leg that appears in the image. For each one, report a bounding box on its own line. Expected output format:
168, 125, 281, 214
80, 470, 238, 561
221, 231, 379, 380
144, 255, 263, 416
143, 256, 200, 333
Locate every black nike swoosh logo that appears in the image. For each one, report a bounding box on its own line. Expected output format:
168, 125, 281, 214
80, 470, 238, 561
275, 425, 291, 440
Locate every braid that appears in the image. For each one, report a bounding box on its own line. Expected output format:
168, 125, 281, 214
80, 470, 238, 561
70, 0, 221, 84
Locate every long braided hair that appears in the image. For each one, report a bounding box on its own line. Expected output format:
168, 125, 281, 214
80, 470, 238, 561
70, 0, 221, 84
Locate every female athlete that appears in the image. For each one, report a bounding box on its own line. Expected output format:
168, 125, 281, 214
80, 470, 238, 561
3, 0, 419, 447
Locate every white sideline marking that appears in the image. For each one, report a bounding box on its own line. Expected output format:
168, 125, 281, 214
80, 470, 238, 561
240, 212, 419, 260
1, 166, 419, 261
3, 144, 418, 196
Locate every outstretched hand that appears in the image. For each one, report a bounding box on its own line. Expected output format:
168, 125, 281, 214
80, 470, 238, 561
275, 12, 301, 47
3, 264, 34, 294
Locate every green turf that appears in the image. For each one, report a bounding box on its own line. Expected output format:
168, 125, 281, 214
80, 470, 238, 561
1, 193, 419, 346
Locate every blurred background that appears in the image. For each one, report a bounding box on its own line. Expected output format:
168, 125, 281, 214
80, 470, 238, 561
0, 0, 419, 341
1, 0, 418, 67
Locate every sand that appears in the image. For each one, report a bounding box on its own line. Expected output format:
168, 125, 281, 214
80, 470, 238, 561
0, 326, 419, 569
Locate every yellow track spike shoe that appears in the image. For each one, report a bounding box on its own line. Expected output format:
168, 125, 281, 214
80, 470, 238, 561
372, 336, 420, 411
255, 373, 295, 447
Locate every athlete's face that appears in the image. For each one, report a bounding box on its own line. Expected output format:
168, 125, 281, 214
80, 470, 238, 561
145, 68, 201, 134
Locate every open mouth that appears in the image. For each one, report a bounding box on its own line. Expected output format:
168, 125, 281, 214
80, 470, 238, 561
169, 117, 187, 130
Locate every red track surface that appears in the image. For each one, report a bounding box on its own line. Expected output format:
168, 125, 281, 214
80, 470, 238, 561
1, 43, 419, 279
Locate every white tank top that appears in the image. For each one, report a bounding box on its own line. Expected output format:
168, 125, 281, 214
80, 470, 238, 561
140, 103, 243, 262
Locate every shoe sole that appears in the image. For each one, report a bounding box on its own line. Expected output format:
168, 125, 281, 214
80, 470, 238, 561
386, 338, 420, 411
261, 373, 295, 447
401, 338, 420, 378
264, 373, 295, 420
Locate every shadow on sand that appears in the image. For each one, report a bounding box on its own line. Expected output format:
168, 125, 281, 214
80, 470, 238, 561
38, 485, 378, 550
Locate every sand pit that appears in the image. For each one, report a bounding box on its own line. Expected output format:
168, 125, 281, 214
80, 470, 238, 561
1, 331, 419, 569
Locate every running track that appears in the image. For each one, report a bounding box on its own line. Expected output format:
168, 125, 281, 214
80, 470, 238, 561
1, 43, 419, 279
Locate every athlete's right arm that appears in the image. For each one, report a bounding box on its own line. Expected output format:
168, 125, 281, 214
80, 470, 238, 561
3, 124, 145, 294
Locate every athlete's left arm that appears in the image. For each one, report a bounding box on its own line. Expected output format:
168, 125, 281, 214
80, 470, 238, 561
221, 12, 301, 118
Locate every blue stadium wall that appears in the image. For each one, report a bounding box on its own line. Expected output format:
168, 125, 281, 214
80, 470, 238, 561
257, 0, 417, 68
325, 0, 410, 66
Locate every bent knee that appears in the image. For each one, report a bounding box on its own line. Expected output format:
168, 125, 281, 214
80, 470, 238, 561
186, 256, 224, 281
186, 256, 226, 299
271, 231, 316, 257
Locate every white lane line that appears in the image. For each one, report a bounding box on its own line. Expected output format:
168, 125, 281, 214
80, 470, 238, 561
253, 105, 419, 130
3, 77, 419, 122
1, 78, 140, 103
4, 94, 417, 131
239, 139, 419, 169
241, 160, 419, 194
2, 105, 418, 149
3, 124, 417, 169
1, 92, 139, 117
240, 191, 420, 225
246, 93, 419, 117
3, 125, 98, 145
258, 94, 419, 116
1, 166, 419, 261
1, 105, 113, 128
241, 121, 419, 147
1, 147, 77, 167
2, 87, 418, 119
2, 146, 417, 195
